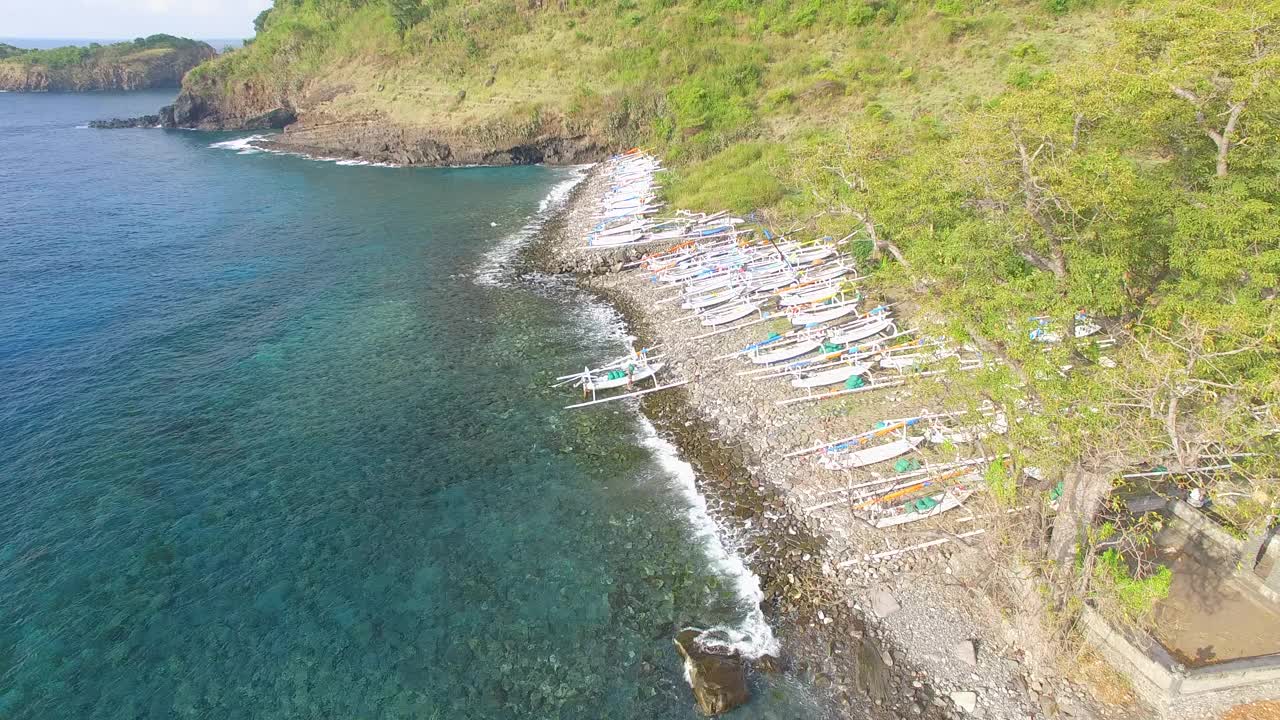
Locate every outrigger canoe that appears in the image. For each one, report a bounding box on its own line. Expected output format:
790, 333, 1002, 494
818, 436, 925, 470
751, 339, 822, 365
790, 362, 871, 389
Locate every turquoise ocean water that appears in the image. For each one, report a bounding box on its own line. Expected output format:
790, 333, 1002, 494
0, 92, 826, 718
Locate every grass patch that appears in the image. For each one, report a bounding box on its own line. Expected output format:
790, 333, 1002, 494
662, 142, 788, 213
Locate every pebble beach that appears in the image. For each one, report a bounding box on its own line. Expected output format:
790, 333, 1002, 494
525, 162, 1128, 720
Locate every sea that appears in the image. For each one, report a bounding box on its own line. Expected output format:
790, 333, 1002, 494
1, 38, 245, 51
0, 91, 828, 717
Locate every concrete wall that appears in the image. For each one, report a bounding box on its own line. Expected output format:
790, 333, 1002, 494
1168, 499, 1244, 556
1081, 607, 1280, 698
1181, 654, 1280, 694
1079, 608, 1181, 695
1081, 500, 1280, 714
1159, 499, 1280, 604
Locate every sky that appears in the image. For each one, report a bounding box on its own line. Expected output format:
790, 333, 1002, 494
2, 0, 273, 40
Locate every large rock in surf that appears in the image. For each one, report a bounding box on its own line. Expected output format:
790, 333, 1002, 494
673, 628, 750, 716
88, 115, 161, 129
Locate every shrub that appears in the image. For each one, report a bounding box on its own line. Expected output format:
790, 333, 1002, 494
1093, 549, 1173, 621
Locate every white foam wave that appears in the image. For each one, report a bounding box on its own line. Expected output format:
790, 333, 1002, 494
208, 134, 397, 165
208, 135, 267, 154
637, 416, 780, 659
472, 164, 591, 287
334, 158, 396, 167
530, 205, 778, 659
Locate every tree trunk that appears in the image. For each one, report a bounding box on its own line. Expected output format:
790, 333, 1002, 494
1016, 243, 1067, 279
1047, 462, 1118, 599
1011, 134, 1068, 279
857, 212, 910, 269
1213, 103, 1243, 179
1240, 515, 1277, 570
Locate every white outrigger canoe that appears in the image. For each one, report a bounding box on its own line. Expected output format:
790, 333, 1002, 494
872, 484, 978, 528
682, 286, 742, 310
779, 282, 848, 307
556, 334, 689, 410
701, 302, 758, 327
786, 246, 836, 265
790, 361, 871, 389
818, 436, 925, 470
747, 272, 797, 293
580, 361, 664, 392
751, 339, 822, 365
791, 301, 859, 326
682, 274, 738, 295
828, 316, 894, 345
799, 262, 854, 283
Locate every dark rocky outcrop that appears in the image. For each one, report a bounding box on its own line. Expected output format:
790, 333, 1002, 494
89, 115, 161, 129
255, 120, 606, 166
92, 94, 295, 133
673, 629, 751, 716
158, 93, 296, 131
156, 87, 294, 131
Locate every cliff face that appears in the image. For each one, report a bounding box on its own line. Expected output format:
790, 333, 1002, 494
147, 68, 619, 166
261, 120, 606, 166
155, 81, 608, 165
159, 79, 297, 131
0, 42, 215, 92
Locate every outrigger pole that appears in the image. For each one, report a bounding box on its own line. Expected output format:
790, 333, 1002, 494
564, 379, 691, 410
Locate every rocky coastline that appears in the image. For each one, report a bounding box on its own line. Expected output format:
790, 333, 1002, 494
523, 164, 1127, 719
92, 88, 610, 167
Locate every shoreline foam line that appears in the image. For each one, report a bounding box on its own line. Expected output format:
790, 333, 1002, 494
637, 415, 781, 660
474, 164, 592, 288
550, 262, 779, 659
208, 133, 397, 166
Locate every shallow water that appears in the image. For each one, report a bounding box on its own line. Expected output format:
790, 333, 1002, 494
0, 91, 827, 718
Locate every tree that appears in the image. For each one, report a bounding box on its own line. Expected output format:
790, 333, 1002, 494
253, 8, 274, 35
387, 0, 444, 36
1046, 317, 1279, 585
1116, 0, 1280, 180
784, 120, 963, 272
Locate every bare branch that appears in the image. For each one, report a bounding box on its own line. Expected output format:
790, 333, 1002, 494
1169, 84, 1246, 178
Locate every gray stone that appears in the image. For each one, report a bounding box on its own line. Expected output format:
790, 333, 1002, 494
870, 587, 900, 618
949, 691, 978, 714
952, 635, 977, 666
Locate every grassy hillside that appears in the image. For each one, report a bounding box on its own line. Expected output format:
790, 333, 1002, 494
193, 0, 1114, 150
197, 0, 1279, 625
0, 35, 215, 91
2, 35, 209, 68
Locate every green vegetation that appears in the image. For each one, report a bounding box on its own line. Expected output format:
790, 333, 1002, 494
193, 0, 1278, 625
1081, 516, 1173, 623
3, 35, 209, 68
1093, 550, 1173, 621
